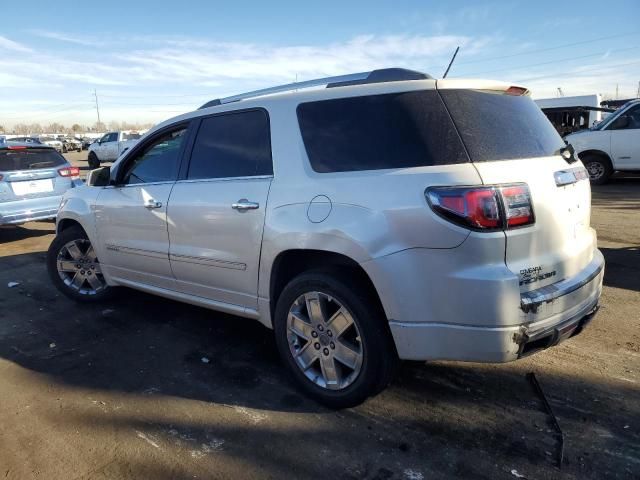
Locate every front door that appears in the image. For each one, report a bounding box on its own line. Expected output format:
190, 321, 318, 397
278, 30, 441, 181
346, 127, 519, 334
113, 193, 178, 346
168, 109, 273, 309
609, 104, 640, 170
95, 126, 189, 289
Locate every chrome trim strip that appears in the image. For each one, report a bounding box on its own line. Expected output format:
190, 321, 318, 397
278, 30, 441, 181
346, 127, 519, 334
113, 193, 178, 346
520, 259, 604, 313
169, 253, 246, 271
175, 175, 273, 185
104, 244, 167, 260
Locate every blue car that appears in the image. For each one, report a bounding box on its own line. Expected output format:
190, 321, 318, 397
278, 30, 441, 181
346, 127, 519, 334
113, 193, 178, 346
0, 141, 82, 225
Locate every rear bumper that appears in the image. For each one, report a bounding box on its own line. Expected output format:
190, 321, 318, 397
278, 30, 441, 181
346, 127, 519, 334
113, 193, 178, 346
0, 195, 63, 225
384, 250, 604, 362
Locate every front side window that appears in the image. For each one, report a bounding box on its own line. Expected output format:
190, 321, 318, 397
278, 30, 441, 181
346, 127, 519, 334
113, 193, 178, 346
187, 109, 272, 180
107, 133, 118, 142
610, 105, 640, 130
120, 127, 186, 185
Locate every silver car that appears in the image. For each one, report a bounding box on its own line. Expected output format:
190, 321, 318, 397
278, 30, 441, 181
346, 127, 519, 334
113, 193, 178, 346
47, 69, 604, 407
0, 142, 81, 225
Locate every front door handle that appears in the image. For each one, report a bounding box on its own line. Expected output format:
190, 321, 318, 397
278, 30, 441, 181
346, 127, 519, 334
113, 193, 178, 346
232, 199, 259, 211
144, 199, 163, 209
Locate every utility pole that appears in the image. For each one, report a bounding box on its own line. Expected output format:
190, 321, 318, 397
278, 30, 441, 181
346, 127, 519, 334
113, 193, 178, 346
636, 81, 639, 98
615, 83, 619, 100
93, 89, 101, 129
557, 87, 564, 97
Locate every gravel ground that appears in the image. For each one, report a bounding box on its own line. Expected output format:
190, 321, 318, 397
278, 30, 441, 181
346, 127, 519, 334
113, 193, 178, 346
0, 152, 637, 479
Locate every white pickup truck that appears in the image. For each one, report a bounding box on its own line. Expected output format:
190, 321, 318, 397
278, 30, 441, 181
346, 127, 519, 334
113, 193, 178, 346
87, 131, 142, 168
565, 99, 640, 184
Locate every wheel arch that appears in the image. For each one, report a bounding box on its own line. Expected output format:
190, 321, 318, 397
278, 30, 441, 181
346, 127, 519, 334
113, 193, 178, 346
268, 249, 387, 325
578, 149, 614, 168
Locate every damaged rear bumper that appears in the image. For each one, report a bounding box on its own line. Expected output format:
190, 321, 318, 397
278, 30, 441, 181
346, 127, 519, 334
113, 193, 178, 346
388, 250, 604, 362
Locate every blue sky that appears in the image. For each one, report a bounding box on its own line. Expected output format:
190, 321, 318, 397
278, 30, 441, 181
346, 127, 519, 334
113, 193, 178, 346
0, 0, 638, 129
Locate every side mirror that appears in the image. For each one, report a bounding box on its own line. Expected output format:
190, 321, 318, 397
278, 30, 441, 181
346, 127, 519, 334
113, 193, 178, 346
86, 166, 111, 187
611, 115, 630, 130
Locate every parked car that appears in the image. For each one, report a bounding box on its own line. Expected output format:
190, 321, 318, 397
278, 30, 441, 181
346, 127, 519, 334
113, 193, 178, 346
39, 136, 63, 153
47, 69, 604, 407
565, 99, 640, 184
60, 137, 83, 153
7, 136, 44, 145
87, 131, 142, 168
0, 141, 81, 225
80, 137, 95, 150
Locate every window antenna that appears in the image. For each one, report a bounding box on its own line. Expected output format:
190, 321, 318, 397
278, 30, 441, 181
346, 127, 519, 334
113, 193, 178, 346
442, 46, 460, 78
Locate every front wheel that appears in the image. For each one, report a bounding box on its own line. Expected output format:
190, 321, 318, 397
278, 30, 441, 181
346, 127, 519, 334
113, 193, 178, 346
583, 155, 612, 185
47, 225, 112, 303
88, 152, 100, 169
274, 272, 398, 408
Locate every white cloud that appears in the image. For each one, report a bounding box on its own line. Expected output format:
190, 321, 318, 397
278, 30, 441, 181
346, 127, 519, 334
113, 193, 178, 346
27, 30, 105, 47
0, 36, 32, 53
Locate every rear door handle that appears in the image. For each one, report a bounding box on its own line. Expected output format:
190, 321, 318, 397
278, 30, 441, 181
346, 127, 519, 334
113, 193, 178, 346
232, 199, 259, 211
144, 199, 163, 209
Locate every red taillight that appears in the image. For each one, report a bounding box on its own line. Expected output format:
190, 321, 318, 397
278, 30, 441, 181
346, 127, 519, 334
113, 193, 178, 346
505, 86, 528, 96
500, 185, 534, 227
427, 184, 534, 230
7, 145, 27, 150
58, 166, 80, 179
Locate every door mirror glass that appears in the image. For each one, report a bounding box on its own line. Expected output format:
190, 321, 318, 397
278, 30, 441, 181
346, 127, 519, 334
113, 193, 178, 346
610, 115, 630, 130
87, 166, 111, 187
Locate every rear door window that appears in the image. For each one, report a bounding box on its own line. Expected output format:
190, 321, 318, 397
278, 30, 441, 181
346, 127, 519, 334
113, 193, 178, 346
297, 90, 468, 173
0, 149, 66, 171
439, 89, 566, 162
187, 109, 272, 180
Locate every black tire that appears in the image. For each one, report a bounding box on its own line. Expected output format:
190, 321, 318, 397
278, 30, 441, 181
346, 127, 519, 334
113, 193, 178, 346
582, 154, 612, 185
274, 271, 398, 408
88, 152, 100, 169
47, 225, 113, 303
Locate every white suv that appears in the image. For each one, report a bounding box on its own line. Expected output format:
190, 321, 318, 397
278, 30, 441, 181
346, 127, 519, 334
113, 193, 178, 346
47, 69, 604, 407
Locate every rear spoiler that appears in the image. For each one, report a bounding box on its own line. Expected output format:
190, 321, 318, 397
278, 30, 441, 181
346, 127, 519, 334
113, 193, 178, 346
436, 79, 530, 96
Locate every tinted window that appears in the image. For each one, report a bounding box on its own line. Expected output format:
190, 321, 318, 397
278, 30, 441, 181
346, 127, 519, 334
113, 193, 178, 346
121, 128, 186, 185
611, 105, 640, 130
0, 149, 66, 172
107, 133, 118, 142
297, 91, 467, 173
187, 110, 272, 179
439, 90, 565, 162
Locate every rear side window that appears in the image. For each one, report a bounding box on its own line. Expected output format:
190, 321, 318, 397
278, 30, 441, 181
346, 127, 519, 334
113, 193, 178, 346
188, 109, 272, 180
0, 149, 66, 172
439, 90, 565, 161
297, 90, 468, 173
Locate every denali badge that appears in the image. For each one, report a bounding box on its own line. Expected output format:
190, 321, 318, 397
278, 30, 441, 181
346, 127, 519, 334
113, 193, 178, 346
519, 266, 556, 286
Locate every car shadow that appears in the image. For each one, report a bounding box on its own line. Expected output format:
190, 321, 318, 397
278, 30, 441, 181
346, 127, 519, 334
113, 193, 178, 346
600, 246, 640, 292
0, 223, 55, 244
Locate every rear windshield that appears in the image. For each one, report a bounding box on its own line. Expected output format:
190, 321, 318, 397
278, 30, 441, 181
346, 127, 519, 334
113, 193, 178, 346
297, 90, 468, 173
123, 133, 141, 140
439, 89, 565, 162
0, 149, 66, 172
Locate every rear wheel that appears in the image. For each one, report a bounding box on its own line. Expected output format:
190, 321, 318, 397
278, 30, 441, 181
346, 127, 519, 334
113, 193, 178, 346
88, 152, 100, 169
47, 225, 112, 303
583, 154, 612, 185
274, 271, 398, 408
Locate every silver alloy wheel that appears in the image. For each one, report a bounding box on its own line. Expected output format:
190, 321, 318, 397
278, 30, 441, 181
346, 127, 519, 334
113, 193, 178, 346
287, 291, 363, 390
56, 239, 106, 295
586, 161, 605, 181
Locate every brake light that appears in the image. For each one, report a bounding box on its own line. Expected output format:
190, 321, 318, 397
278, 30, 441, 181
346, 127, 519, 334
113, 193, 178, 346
505, 86, 528, 96
501, 185, 534, 227
7, 145, 27, 150
427, 184, 534, 230
58, 166, 80, 179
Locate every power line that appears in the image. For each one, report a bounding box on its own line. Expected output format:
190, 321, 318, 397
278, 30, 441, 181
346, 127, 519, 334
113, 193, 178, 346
452, 31, 640, 67
515, 59, 640, 82
462, 45, 640, 76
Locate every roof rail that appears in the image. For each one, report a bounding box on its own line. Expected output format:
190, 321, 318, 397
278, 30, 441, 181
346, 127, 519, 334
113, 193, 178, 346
198, 68, 431, 109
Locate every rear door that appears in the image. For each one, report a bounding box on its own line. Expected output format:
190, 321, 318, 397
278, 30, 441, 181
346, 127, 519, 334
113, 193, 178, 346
94, 125, 189, 289
167, 109, 273, 309
438, 84, 595, 292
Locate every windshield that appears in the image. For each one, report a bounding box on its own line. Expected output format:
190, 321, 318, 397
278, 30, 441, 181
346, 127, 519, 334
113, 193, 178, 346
0, 149, 66, 172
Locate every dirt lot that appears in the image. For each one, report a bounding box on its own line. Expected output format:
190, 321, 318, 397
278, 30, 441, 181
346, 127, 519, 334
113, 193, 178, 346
0, 152, 638, 479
